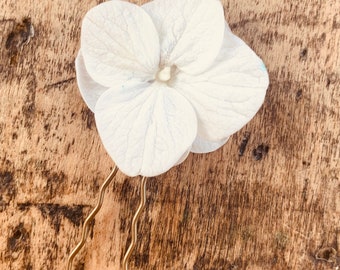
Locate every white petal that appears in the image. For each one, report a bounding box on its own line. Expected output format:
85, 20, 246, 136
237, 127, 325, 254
75, 50, 108, 112
143, 0, 225, 75
175, 30, 269, 141
81, 1, 160, 87
175, 149, 191, 166
191, 136, 230, 154
94, 83, 197, 177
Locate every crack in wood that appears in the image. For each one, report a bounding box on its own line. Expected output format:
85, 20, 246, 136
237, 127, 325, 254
45, 77, 76, 90
0, 18, 15, 24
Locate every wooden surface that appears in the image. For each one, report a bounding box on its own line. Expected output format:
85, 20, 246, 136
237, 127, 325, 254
0, 0, 339, 269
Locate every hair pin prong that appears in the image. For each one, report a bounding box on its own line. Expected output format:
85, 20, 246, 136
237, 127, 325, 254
122, 176, 147, 270
67, 166, 118, 270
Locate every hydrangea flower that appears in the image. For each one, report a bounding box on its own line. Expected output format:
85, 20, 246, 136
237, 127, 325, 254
75, 0, 269, 177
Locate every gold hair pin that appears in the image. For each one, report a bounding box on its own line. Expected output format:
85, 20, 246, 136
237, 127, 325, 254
67, 168, 147, 270
69, 0, 269, 268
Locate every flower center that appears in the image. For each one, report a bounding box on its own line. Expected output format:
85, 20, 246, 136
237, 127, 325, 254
156, 66, 172, 82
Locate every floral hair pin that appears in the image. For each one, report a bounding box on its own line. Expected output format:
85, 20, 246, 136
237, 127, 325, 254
68, 0, 269, 268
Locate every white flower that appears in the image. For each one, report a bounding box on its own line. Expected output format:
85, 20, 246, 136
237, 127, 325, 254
76, 0, 269, 177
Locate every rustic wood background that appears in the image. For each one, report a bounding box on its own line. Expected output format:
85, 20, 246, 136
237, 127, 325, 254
0, 0, 339, 269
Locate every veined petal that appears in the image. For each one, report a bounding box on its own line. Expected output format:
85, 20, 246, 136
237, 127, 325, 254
95, 83, 197, 177
75, 50, 108, 112
175, 30, 269, 141
81, 0, 160, 87
143, 0, 225, 75
76, 50, 147, 112
191, 136, 229, 154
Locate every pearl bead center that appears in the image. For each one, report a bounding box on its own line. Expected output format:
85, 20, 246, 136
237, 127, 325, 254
156, 66, 172, 82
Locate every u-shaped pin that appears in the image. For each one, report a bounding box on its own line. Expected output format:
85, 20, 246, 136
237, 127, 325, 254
67, 166, 148, 270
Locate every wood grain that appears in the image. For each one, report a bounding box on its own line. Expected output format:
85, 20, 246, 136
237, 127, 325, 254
0, 0, 339, 269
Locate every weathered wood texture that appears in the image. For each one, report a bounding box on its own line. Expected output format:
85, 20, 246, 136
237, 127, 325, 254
0, 0, 339, 269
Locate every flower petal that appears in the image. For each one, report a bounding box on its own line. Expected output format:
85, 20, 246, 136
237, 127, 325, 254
94, 83, 197, 177
175, 149, 191, 166
175, 30, 269, 141
81, 0, 160, 87
191, 136, 229, 154
75, 50, 108, 112
143, 0, 225, 75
